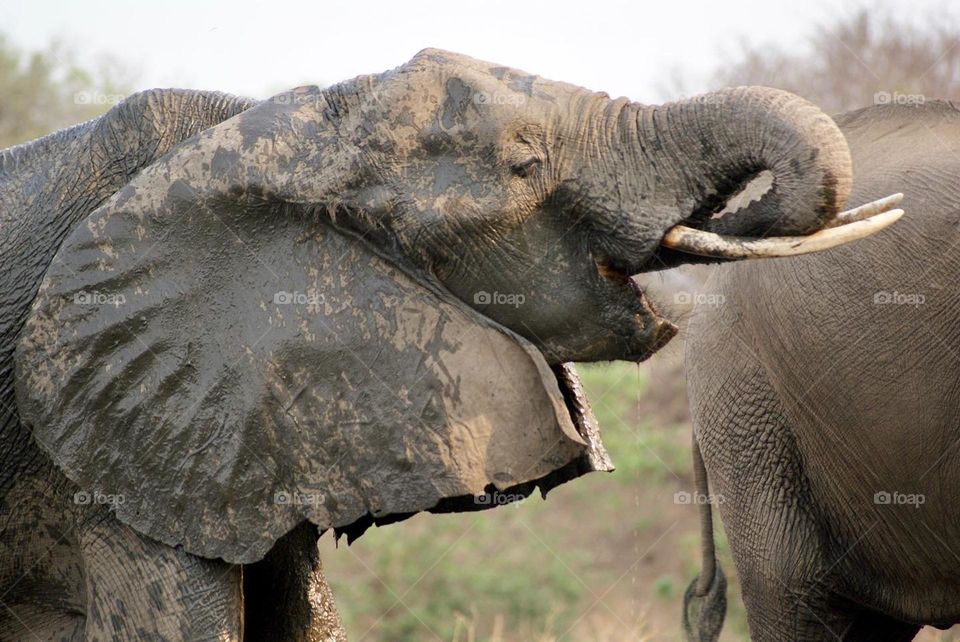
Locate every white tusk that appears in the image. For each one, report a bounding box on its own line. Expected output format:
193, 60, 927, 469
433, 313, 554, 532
828, 192, 904, 227
661, 202, 904, 259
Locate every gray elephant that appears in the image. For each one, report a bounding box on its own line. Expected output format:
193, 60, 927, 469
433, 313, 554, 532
686, 101, 960, 641
1, 48, 890, 641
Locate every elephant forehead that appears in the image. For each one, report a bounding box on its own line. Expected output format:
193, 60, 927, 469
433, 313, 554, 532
407, 47, 576, 100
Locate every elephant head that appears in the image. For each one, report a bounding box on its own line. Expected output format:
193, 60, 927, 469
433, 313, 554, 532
13, 49, 885, 564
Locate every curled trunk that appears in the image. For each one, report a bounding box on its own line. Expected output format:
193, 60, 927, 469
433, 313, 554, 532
638, 87, 854, 264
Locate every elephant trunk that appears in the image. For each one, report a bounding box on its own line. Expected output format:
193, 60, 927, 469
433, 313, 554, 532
610, 87, 862, 270
647, 86, 853, 236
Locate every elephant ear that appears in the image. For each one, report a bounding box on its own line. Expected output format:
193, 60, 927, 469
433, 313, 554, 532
13, 89, 610, 564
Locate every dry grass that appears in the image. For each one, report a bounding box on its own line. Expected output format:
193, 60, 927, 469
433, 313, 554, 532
448, 608, 656, 642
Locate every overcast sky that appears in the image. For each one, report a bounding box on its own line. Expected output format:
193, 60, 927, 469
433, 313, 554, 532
4, 0, 958, 103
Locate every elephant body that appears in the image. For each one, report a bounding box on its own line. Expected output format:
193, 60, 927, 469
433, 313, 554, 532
687, 101, 960, 640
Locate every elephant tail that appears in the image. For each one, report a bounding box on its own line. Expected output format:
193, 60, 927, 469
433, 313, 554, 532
682, 434, 727, 642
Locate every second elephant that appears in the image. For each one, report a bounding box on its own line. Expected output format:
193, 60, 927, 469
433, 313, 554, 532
688, 101, 960, 641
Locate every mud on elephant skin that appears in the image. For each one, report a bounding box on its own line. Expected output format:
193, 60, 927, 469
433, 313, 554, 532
2, 48, 889, 640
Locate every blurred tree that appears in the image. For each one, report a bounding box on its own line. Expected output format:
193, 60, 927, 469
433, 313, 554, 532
711, 8, 960, 114
0, 35, 133, 148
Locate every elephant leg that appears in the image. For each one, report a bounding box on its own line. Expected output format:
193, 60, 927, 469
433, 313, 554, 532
694, 359, 924, 641
732, 551, 849, 641
692, 360, 853, 641
243, 522, 347, 642
77, 511, 242, 641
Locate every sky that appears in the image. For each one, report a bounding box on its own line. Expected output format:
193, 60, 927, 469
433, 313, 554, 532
3, 0, 958, 103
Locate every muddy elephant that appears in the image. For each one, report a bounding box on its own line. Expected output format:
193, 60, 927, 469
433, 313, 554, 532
1, 48, 891, 640
686, 101, 960, 641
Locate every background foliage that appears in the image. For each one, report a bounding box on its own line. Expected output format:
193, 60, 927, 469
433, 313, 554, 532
0, 35, 130, 147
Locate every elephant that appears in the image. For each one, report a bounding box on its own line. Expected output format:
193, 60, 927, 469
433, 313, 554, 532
0, 47, 895, 641
685, 100, 960, 641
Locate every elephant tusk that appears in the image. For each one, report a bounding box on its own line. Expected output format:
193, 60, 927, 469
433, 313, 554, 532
827, 192, 903, 227
660, 193, 904, 259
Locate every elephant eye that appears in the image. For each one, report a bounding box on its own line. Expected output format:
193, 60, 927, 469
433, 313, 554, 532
510, 157, 541, 178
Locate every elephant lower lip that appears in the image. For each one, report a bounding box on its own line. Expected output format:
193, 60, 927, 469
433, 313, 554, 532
590, 253, 678, 361
622, 278, 678, 362
650, 316, 679, 352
